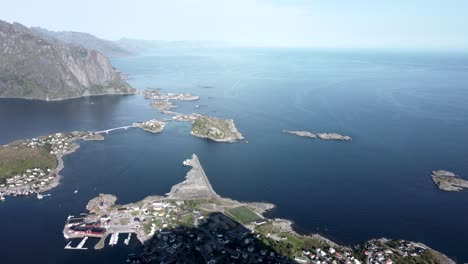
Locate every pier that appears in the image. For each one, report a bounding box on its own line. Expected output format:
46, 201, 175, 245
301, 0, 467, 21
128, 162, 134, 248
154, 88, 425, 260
94, 233, 109, 250
191, 154, 219, 198
167, 154, 220, 199
109, 232, 120, 246
124, 233, 131, 245
64, 237, 88, 250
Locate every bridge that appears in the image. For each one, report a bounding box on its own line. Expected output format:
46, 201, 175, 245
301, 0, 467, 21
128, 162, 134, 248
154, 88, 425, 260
94, 125, 134, 134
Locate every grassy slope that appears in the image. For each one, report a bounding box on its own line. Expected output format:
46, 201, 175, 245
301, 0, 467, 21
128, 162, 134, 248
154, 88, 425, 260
0, 141, 57, 183
192, 116, 233, 140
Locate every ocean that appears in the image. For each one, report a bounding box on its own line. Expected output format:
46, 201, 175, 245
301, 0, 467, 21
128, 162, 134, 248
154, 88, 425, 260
1, 48, 468, 263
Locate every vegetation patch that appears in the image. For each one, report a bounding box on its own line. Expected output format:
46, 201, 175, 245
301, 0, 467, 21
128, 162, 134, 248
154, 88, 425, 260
227, 206, 260, 224
0, 141, 57, 183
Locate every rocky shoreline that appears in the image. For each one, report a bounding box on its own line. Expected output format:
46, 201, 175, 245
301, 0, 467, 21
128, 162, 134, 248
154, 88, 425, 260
431, 170, 468, 192
191, 115, 244, 142
62, 154, 455, 264
0, 132, 105, 199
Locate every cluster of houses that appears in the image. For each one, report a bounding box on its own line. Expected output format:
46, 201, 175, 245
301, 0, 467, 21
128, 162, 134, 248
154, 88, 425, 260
24, 132, 74, 155
133, 119, 166, 133
142, 211, 287, 264
0, 167, 53, 198
362, 239, 427, 264
295, 247, 362, 264
141, 89, 199, 101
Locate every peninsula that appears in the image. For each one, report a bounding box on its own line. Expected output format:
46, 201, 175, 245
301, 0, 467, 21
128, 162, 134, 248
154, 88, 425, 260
0, 120, 167, 200
63, 154, 454, 264
283, 130, 352, 141
0, 131, 104, 200
431, 170, 468, 192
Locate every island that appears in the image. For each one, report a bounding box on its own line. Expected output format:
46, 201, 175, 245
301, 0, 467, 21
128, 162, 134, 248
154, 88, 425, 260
161, 111, 200, 122
141, 89, 200, 111
191, 115, 244, 142
140, 88, 244, 143
431, 170, 468, 192
141, 89, 200, 101
133, 119, 167, 133
283, 130, 352, 141
151, 100, 177, 111
159, 111, 244, 142
62, 154, 454, 264
0, 131, 104, 200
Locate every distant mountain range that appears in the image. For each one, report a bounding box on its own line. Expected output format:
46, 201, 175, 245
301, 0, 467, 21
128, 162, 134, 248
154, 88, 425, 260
31, 27, 136, 58
0, 20, 135, 100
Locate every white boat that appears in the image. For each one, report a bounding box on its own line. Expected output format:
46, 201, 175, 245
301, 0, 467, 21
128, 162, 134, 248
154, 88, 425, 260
37, 193, 43, 200
0, 196, 5, 201
74, 190, 78, 194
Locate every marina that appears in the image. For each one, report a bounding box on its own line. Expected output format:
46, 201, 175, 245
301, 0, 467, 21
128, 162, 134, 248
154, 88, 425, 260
124, 233, 131, 245
109, 232, 120, 246
64, 237, 88, 250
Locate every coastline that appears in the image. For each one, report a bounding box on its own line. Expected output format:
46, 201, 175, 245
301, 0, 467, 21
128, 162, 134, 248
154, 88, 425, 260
64, 154, 456, 263
0, 132, 105, 198
37, 134, 106, 194
0, 92, 136, 102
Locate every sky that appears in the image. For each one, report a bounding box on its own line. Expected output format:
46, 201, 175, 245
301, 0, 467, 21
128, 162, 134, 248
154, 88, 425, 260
1, 0, 467, 49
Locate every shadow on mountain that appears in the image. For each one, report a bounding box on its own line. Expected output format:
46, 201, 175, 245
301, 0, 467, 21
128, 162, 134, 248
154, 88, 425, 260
130, 212, 297, 264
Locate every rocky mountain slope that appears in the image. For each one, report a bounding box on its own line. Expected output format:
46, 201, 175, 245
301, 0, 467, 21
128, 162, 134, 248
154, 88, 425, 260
0, 20, 134, 100
31, 27, 135, 57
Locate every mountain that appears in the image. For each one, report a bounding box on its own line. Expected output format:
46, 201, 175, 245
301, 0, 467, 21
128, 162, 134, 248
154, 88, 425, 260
0, 20, 134, 100
31, 27, 135, 57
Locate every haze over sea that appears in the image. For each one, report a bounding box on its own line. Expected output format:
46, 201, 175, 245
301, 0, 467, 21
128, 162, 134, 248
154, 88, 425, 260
1, 47, 468, 263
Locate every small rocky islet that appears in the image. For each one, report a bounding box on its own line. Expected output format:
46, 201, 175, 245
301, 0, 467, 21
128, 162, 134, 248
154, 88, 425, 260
431, 170, 468, 192
283, 130, 352, 141
141, 89, 245, 143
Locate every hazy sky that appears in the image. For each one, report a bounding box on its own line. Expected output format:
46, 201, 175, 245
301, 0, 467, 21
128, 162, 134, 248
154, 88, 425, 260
1, 0, 467, 49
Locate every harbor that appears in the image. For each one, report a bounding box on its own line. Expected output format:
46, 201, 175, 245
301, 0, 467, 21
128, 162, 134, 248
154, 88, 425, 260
64, 237, 88, 250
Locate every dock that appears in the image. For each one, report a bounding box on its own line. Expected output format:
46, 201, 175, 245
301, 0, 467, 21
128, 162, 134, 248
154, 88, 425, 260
94, 233, 109, 250
166, 154, 220, 200
124, 233, 131, 245
109, 232, 120, 246
191, 154, 219, 198
64, 237, 88, 250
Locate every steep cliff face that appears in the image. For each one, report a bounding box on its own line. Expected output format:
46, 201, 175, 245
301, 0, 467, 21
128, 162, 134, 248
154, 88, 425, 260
0, 20, 134, 100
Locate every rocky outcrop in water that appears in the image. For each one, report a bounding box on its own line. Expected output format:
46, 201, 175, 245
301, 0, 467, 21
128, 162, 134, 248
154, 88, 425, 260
283, 130, 352, 141
431, 170, 468, 192
0, 20, 134, 100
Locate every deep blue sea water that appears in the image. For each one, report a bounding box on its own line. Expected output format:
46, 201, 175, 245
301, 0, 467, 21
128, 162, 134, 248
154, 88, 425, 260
1, 48, 468, 263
